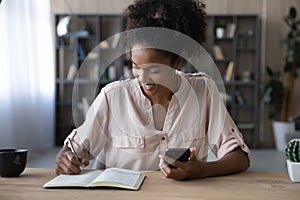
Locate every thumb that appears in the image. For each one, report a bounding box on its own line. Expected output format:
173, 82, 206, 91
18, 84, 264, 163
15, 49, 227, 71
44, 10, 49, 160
79, 158, 89, 167
189, 147, 197, 161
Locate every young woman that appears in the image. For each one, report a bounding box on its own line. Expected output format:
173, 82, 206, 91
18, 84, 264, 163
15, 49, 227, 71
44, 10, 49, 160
55, 0, 250, 181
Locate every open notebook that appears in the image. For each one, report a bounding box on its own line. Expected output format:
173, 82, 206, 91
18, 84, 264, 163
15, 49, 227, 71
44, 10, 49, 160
43, 167, 146, 191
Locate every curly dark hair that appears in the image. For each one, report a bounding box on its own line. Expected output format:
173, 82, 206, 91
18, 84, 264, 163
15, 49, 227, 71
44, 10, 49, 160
124, 0, 207, 45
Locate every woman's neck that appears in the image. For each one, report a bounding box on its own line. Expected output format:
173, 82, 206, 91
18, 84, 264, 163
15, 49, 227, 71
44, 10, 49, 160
148, 73, 181, 108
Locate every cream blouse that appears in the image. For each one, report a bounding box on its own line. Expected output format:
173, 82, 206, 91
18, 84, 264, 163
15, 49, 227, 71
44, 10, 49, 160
65, 71, 250, 170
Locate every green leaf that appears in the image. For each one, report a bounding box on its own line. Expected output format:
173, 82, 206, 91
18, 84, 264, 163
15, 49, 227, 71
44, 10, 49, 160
296, 141, 300, 162
284, 16, 293, 27
263, 87, 271, 103
290, 7, 297, 19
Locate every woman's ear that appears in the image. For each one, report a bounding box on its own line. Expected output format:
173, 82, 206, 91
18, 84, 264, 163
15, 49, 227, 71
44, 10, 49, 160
174, 57, 184, 70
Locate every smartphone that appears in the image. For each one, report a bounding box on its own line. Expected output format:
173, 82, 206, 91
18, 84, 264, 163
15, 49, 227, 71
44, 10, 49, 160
165, 148, 191, 169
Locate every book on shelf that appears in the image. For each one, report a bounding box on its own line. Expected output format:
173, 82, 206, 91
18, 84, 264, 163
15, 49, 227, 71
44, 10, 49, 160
213, 45, 225, 60
237, 123, 254, 129
66, 64, 77, 80
77, 43, 86, 61
58, 49, 65, 79
111, 33, 121, 48
224, 61, 235, 82
234, 90, 245, 105
43, 167, 146, 191
220, 92, 232, 105
225, 23, 236, 38
99, 33, 120, 49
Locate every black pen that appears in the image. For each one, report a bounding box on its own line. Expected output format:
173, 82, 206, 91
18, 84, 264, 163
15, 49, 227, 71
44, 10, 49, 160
68, 138, 79, 162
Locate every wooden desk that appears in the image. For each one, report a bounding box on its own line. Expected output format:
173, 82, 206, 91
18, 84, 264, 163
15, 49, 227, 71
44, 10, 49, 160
0, 168, 299, 200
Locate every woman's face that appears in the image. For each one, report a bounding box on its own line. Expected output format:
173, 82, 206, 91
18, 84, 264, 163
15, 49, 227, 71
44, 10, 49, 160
131, 47, 179, 98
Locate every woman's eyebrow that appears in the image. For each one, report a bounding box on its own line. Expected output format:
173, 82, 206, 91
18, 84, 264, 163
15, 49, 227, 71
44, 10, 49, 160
131, 59, 162, 69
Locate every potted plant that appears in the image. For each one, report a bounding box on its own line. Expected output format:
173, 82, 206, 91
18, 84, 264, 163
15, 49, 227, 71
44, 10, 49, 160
285, 139, 300, 182
215, 20, 226, 39
263, 6, 300, 150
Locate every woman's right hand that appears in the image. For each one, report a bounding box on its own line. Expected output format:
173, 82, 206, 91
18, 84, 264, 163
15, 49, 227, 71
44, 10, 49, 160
54, 146, 89, 175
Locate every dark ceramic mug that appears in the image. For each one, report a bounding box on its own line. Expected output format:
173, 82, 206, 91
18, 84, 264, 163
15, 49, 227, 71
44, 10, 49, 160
0, 149, 28, 177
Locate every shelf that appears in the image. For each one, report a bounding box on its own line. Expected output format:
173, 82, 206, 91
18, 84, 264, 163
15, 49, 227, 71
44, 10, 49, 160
237, 123, 255, 130
226, 80, 255, 86
54, 14, 124, 146
55, 45, 75, 50
215, 37, 234, 41
207, 14, 260, 148
79, 35, 98, 40
232, 104, 254, 109
218, 80, 255, 86
214, 58, 233, 63
56, 79, 96, 84
236, 47, 256, 51
56, 78, 111, 85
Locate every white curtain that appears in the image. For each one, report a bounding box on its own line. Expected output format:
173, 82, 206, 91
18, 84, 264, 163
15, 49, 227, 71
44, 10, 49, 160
0, 0, 54, 151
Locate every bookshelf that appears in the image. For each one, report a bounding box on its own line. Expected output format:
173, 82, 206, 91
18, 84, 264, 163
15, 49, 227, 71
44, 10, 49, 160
205, 15, 260, 148
54, 14, 260, 148
54, 14, 124, 145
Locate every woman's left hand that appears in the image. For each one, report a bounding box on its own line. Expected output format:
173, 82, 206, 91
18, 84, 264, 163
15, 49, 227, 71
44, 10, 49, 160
159, 147, 205, 180
159, 147, 249, 180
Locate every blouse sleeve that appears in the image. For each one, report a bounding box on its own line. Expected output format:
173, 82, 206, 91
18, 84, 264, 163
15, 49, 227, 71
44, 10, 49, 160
64, 87, 110, 160
205, 77, 250, 162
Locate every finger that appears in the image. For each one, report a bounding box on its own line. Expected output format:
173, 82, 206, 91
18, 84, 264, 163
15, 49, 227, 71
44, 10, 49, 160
159, 155, 172, 176
159, 155, 166, 169
55, 156, 76, 174
161, 165, 186, 181
159, 154, 176, 166
55, 163, 75, 175
170, 168, 187, 181
55, 151, 82, 174
169, 160, 188, 170
66, 151, 82, 166
161, 154, 188, 170
189, 147, 197, 161
80, 158, 89, 167
60, 152, 82, 174
160, 166, 169, 177
55, 164, 64, 175
159, 160, 187, 180
160, 163, 171, 177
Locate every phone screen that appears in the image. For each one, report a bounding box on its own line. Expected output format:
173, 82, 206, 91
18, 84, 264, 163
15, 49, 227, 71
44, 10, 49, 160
165, 148, 190, 168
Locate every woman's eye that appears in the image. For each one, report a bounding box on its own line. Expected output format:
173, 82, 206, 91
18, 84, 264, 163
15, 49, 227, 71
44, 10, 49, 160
131, 65, 162, 74
149, 66, 162, 73
148, 68, 158, 73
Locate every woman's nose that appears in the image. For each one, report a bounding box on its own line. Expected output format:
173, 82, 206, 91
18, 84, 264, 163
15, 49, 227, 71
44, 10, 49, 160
138, 70, 150, 83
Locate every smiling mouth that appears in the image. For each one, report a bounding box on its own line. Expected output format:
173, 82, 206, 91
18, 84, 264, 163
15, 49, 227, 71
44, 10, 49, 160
141, 83, 156, 91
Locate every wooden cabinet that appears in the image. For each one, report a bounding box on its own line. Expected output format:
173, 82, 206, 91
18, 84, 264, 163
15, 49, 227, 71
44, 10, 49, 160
205, 15, 260, 148
54, 14, 124, 145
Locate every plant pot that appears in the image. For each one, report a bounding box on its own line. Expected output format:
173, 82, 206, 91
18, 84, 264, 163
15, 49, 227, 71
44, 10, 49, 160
216, 27, 225, 39
272, 121, 295, 151
286, 159, 300, 182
